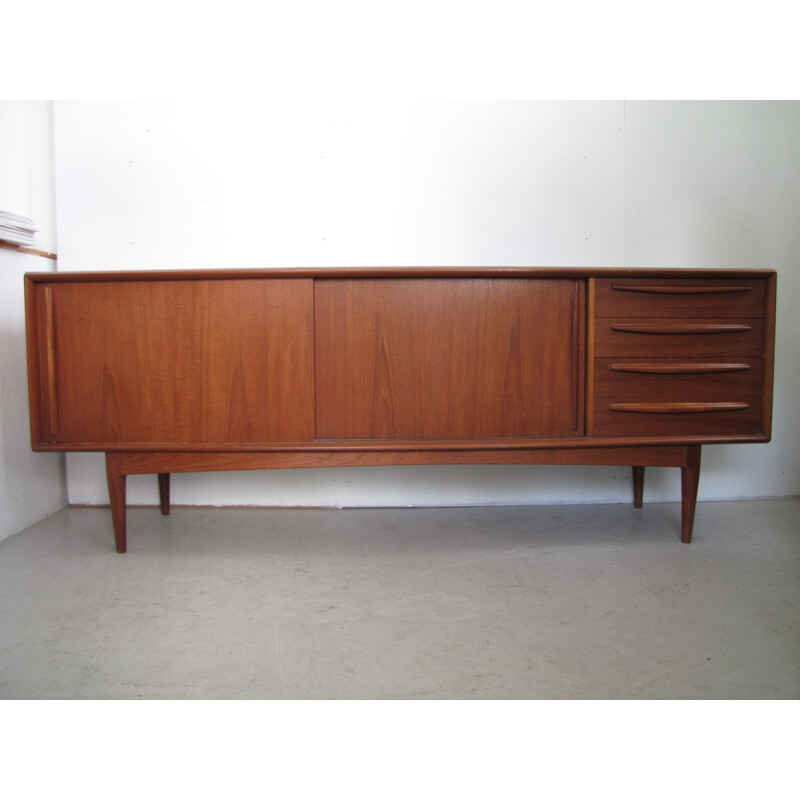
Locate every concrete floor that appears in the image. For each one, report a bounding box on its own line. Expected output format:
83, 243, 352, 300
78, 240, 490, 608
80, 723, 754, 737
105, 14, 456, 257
1, 499, 798, 699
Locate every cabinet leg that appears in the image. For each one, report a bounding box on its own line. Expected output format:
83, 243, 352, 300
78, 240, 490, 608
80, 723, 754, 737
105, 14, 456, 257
158, 473, 171, 515
680, 446, 702, 544
632, 466, 644, 509
105, 453, 128, 554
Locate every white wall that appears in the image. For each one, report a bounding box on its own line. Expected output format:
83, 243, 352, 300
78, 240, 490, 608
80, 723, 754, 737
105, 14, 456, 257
53, 100, 800, 509
0, 101, 67, 541
624, 102, 800, 502
54, 101, 626, 270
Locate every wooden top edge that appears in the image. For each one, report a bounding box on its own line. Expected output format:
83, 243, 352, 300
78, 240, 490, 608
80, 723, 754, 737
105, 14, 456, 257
23, 266, 778, 282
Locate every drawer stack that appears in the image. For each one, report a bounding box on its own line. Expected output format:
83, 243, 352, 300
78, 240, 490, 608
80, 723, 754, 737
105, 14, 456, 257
590, 277, 769, 438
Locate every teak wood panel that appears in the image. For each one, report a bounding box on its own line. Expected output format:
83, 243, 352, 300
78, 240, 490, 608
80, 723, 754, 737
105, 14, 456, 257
591, 400, 765, 438
594, 278, 767, 318
22, 268, 777, 552
593, 357, 765, 399
593, 318, 764, 358
42, 279, 315, 444
314, 278, 585, 440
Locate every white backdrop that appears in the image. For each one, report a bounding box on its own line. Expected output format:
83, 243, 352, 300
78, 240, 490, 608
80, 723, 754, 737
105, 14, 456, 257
0, 101, 65, 541
52, 100, 800, 508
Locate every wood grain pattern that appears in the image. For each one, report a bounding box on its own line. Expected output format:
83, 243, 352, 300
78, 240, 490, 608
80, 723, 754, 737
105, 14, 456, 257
593, 354, 764, 437
26, 431, 774, 453
596, 358, 763, 394
595, 277, 766, 318
607, 362, 752, 374
595, 318, 764, 357
609, 402, 751, 414
585, 278, 596, 437
42, 286, 58, 438
681, 446, 702, 543
571, 282, 581, 431
25, 267, 778, 284
314, 278, 584, 440
609, 322, 752, 335
24, 277, 44, 447
590, 275, 771, 440
116, 445, 693, 476
22, 268, 776, 551
47, 279, 315, 443
593, 402, 764, 438
762, 273, 777, 440
609, 284, 754, 295
105, 453, 127, 553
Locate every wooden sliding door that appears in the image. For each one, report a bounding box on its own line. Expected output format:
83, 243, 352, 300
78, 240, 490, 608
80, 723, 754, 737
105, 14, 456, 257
39, 278, 315, 444
314, 278, 585, 440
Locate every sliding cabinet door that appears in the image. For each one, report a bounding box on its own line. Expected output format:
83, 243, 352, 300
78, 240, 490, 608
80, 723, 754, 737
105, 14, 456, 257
35, 278, 314, 445
315, 278, 584, 440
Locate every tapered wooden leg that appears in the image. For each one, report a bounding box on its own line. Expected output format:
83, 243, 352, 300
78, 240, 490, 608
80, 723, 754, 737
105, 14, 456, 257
632, 466, 645, 509
680, 445, 702, 543
158, 473, 171, 515
105, 453, 128, 554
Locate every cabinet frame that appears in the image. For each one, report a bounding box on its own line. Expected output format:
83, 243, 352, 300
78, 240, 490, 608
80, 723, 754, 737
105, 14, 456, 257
25, 267, 777, 552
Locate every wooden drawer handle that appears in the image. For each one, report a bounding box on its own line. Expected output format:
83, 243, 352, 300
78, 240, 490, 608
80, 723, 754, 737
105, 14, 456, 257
609, 362, 752, 374
609, 402, 750, 414
611, 284, 753, 295
610, 323, 752, 335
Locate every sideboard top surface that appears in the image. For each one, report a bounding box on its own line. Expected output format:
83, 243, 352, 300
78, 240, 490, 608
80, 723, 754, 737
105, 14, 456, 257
24, 267, 777, 283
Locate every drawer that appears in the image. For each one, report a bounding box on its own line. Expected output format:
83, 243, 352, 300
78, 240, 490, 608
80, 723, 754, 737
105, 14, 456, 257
594, 318, 764, 357
591, 396, 765, 438
595, 278, 767, 318
593, 357, 764, 400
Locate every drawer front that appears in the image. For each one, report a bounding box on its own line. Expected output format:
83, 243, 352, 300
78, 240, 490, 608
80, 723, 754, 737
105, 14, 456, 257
594, 318, 764, 357
593, 356, 764, 436
595, 278, 767, 318
592, 397, 764, 438
593, 357, 764, 400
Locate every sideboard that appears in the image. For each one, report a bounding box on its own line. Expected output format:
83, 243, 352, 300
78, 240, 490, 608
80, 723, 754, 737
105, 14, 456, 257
24, 267, 776, 552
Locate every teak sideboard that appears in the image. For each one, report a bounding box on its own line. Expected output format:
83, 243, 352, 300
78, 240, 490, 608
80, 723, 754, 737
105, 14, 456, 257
24, 267, 777, 553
